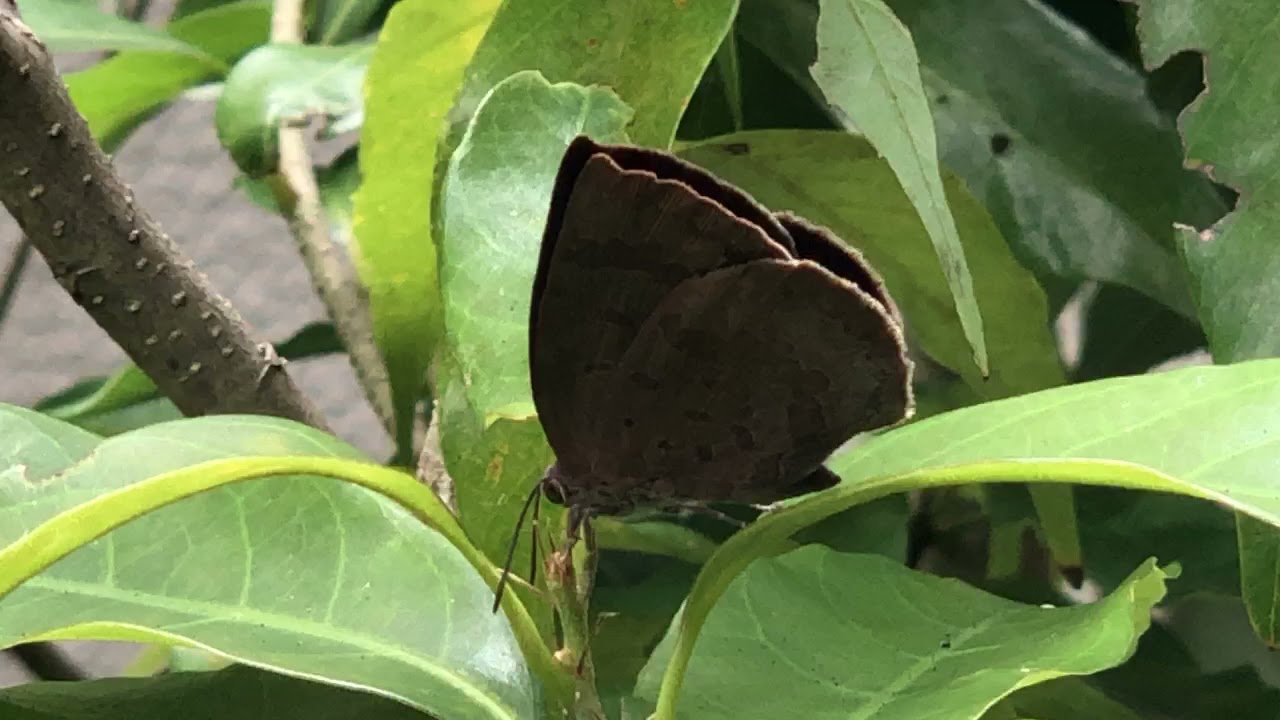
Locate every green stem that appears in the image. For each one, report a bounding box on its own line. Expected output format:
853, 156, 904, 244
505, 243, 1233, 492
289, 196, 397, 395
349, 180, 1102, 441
546, 532, 604, 719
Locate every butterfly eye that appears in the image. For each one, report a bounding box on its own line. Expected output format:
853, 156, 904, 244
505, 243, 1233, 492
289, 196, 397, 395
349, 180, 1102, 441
543, 481, 567, 505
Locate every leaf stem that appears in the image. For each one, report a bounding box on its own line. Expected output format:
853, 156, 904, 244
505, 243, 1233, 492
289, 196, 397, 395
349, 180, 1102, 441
268, 0, 399, 443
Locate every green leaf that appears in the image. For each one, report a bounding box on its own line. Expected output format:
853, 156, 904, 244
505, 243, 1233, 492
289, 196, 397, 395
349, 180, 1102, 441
1134, 0, 1280, 652
64, 0, 271, 150
647, 358, 1280, 713
891, 0, 1223, 316
237, 147, 362, 240
215, 43, 371, 175
1135, 1, 1278, 359
435, 72, 632, 609
831, 359, 1280, 511
1236, 514, 1280, 647
638, 547, 1167, 719
446, 0, 738, 154
437, 376, 555, 605
1074, 284, 1206, 382
0, 665, 426, 720
741, 0, 1224, 318
680, 130, 1063, 399
312, 0, 383, 44
440, 71, 632, 425
1093, 622, 1280, 720
22, 0, 214, 58
1027, 484, 1082, 582
679, 7, 836, 141
0, 409, 544, 719
991, 677, 1145, 720
351, 0, 501, 461
1076, 488, 1237, 601
591, 556, 702, 696
811, 0, 988, 376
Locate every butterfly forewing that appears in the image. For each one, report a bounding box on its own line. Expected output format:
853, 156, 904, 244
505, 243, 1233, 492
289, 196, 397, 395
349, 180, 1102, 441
530, 139, 794, 475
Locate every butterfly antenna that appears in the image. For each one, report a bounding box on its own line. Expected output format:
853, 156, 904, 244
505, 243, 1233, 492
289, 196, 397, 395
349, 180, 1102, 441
493, 481, 545, 614
528, 488, 543, 589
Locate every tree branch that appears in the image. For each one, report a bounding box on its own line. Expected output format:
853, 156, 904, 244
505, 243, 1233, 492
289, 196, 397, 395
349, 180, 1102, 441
268, 0, 397, 440
0, 5, 328, 428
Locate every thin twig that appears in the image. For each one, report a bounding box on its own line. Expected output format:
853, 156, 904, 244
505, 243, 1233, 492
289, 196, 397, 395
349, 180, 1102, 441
0, 234, 32, 334
416, 402, 458, 513
268, 0, 397, 442
0, 4, 328, 427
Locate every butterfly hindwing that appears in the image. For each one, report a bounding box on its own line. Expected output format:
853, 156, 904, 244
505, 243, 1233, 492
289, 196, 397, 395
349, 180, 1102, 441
585, 257, 912, 508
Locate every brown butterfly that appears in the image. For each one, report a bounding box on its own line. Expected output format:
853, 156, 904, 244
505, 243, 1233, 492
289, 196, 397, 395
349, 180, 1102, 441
495, 136, 913, 607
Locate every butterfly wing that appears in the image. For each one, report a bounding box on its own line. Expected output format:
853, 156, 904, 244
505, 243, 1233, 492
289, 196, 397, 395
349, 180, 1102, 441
530, 138, 795, 475
593, 255, 912, 507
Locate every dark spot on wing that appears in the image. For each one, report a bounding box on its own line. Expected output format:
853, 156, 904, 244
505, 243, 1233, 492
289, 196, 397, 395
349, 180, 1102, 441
730, 424, 755, 451
990, 133, 1011, 155
630, 371, 661, 390
722, 142, 751, 156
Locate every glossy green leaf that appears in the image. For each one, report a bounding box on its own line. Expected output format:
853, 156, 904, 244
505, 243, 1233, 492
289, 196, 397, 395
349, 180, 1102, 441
352, 0, 501, 460
893, 0, 1223, 316
216, 43, 371, 175
988, 677, 1145, 720
592, 556, 701, 698
1028, 484, 1082, 581
680, 130, 1063, 399
312, 0, 383, 44
740, 0, 1224, 318
436, 72, 631, 599
0, 408, 541, 719
811, 0, 988, 376
445, 0, 737, 155
1076, 488, 1237, 601
832, 359, 1280, 509
64, 0, 270, 150
1134, 0, 1280, 652
0, 665, 426, 720
22, 0, 213, 58
1236, 515, 1280, 647
1093, 622, 1280, 720
439, 71, 632, 425
678, 7, 836, 141
236, 147, 361, 242
639, 547, 1167, 719
1135, 1, 1278, 359
436, 376, 554, 614
647, 359, 1280, 714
